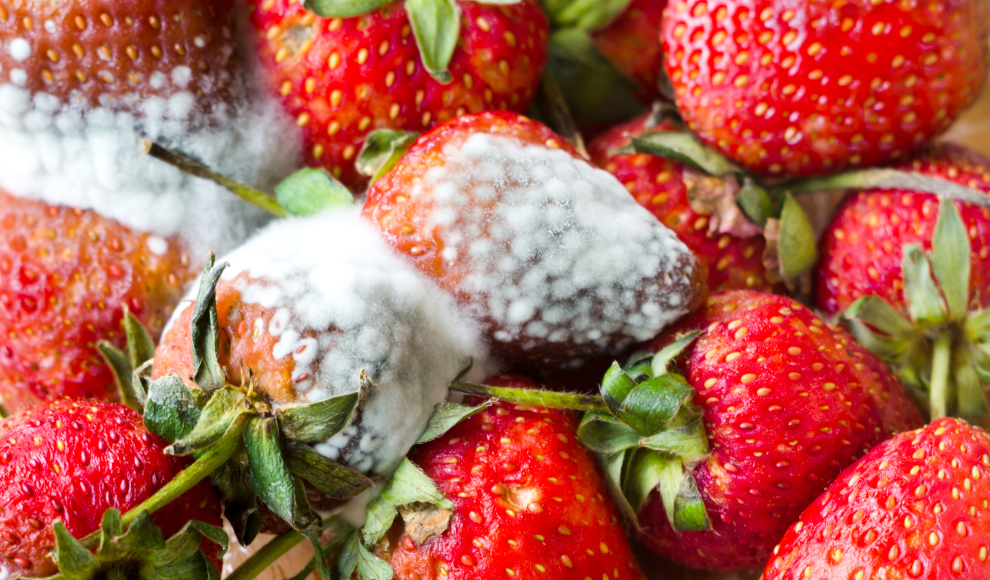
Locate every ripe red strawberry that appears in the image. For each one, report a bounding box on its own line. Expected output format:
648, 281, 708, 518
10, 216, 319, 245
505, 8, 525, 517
588, 111, 776, 293
362, 110, 706, 374
632, 290, 921, 571
817, 143, 990, 422
377, 375, 644, 580
762, 417, 990, 579
589, 0, 667, 105
817, 143, 990, 317
0, 191, 198, 414
0, 0, 238, 119
249, 0, 548, 189
662, 0, 990, 177
0, 398, 223, 577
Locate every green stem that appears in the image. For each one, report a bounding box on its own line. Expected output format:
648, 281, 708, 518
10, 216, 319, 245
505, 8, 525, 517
449, 381, 611, 414
80, 416, 250, 550
930, 333, 953, 419
225, 529, 305, 580
140, 139, 289, 218
105, 567, 128, 580
775, 169, 990, 209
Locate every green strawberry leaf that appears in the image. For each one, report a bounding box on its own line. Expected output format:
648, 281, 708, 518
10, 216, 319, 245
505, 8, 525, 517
670, 469, 711, 532
640, 417, 708, 461
97, 341, 144, 413
599, 451, 641, 525
843, 296, 914, 337
124, 309, 157, 372
303, 0, 392, 18
777, 193, 818, 279
931, 198, 971, 321
330, 532, 361, 580
190, 254, 228, 394
168, 387, 249, 456
144, 375, 204, 444
284, 439, 375, 500
620, 131, 741, 177
380, 458, 454, 510
356, 130, 419, 182
601, 362, 638, 417
954, 358, 989, 421
275, 168, 354, 217
53, 521, 100, 580
576, 412, 641, 454
277, 391, 361, 444
405, 0, 460, 83
619, 374, 694, 436
545, 29, 645, 125
902, 244, 948, 325
245, 416, 321, 533
362, 497, 399, 545
548, 0, 633, 30
649, 330, 702, 377
736, 178, 775, 228
621, 449, 668, 514
655, 454, 684, 529
416, 399, 493, 444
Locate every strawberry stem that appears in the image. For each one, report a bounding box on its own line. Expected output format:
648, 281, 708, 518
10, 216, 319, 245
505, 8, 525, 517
930, 333, 953, 420
449, 380, 611, 413
140, 139, 289, 218
226, 528, 305, 580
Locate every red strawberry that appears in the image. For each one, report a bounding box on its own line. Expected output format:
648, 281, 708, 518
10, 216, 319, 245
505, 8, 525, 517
588, 111, 776, 293
662, 0, 990, 177
762, 417, 990, 579
249, 0, 548, 189
362, 110, 707, 374
632, 290, 921, 571
589, 0, 667, 105
817, 143, 990, 422
0, 398, 223, 577
0, 0, 238, 120
377, 375, 645, 580
0, 191, 198, 414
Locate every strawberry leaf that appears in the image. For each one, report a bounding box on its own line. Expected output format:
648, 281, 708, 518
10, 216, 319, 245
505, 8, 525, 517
599, 451, 641, 525
144, 375, 204, 444
622, 449, 668, 514
931, 198, 971, 321
649, 330, 702, 377
620, 374, 694, 436
380, 458, 454, 510
545, 0, 633, 30
362, 497, 399, 545
303, 0, 392, 17
776, 193, 818, 279
277, 390, 361, 443
736, 178, 774, 228
954, 358, 989, 421
601, 362, 638, 417
405, 0, 460, 83
168, 387, 250, 456
275, 169, 354, 217
670, 470, 710, 532
124, 309, 156, 372
190, 254, 228, 394
53, 521, 99, 580
902, 244, 947, 325
843, 296, 914, 337
357, 130, 419, 182
245, 416, 322, 533
416, 399, 493, 444
577, 412, 641, 454
355, 536, 394, 580
640, 417, 708, 461
330, 532, 361, 580
620, 131, 741, 177
284, 439, 375, 500
98, 341, 144, 412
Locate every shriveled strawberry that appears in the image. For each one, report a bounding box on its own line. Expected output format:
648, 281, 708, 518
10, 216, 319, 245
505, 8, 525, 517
589, 0, 666, 105
249, 0, 548, 189
762, 417, 990, 579
363, 110, 706, 374
0, 398, 223, 577
0, 0, 238, 119
0, 191, 197, 414
588, 111, 775, 292
663, 0, 990, 177
631, 290, 921, 571
378, 375, 644, 580
817, 143, 990, 422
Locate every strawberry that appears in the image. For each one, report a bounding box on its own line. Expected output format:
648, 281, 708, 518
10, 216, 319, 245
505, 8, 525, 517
762, 417, 990, 579
588, 111, 776, 293
0, 398, 223, 577
588, 0, 666, 105
362, 110, 707, 374
373, 375, 645, 580
662, 0, 990, 177
248, 0, 548, 189
818, 143, 990, 422
0, 190, 198, 414
0, 0, 238, 120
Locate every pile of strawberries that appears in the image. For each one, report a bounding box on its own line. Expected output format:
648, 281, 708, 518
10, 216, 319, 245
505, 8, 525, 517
2, 0, 990, 578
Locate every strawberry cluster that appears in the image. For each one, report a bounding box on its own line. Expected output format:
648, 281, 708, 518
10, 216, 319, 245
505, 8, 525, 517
1, 0, 989, 579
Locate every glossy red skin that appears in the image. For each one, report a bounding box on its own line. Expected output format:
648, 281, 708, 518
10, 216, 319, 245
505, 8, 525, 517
0, 0, 238, 119
763, 417, 990, 579
590, 0, 667, 104
635, 290, 922, 572
662, 0, 989, 178
249, 0, 548, 189
0, 192, 198, 414
588, 112, 775, 293
0, 399, 222, 577
817, 142, 990, 317
383, 375, 644, 580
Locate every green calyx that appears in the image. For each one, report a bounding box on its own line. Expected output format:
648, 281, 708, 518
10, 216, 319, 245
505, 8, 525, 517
44, 508, 227, 580
356, 130, 419, 182
843, 198, 990, 422
303, 0, 519, 84
141, 141, 353, 219
539, 0, 633, 31
128, 255, 374, 579
97, 307, 158, 413
448, 331, 713, 532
